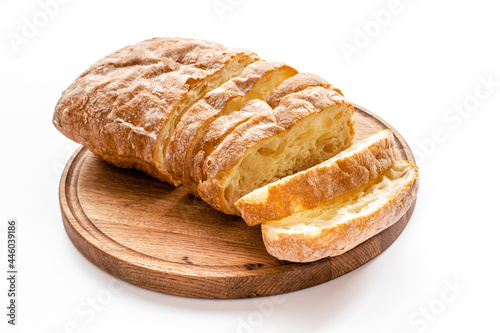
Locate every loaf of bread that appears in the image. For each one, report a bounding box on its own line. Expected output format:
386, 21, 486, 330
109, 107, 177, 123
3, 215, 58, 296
54, 38, 418, 264
53, 37, 259, 183
262, 160, 419, 262
198, 86, 355, 215
235, 130, 398, 226
165, 60, 298, 188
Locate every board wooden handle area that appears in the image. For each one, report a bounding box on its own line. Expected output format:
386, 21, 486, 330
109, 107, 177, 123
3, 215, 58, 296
59, 105, 417, 299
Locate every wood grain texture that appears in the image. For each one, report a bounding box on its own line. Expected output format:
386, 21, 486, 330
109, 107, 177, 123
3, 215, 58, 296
59, 105, 417, 299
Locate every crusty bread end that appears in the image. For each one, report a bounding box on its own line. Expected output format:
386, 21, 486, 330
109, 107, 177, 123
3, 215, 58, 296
262, 160, 419, 263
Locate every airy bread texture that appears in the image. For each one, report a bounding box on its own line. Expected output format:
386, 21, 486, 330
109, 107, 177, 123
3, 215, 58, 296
198, 86, 355, 215
53, 37, 259, 183
262, 160, 419, 263
187, 99, 274, 194
235, 130, 397, 226
166, 60, 298, 187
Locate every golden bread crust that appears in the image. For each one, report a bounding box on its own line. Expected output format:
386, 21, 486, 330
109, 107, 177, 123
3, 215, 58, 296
266, 72, 343, 108
53, 37, 258, 182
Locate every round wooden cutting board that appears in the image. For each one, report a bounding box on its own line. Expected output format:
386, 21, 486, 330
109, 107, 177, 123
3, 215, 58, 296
59, 105, 417, 299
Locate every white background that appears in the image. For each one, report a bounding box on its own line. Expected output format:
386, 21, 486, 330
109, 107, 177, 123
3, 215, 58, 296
1, 0, 499, 332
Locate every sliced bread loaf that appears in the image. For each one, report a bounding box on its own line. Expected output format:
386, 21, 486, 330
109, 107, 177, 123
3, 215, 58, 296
198, 86, 355, 215
166, 60, 297, 186
235, 130, 397, 226
186, 72, 339, 195
262, 160, 419, 262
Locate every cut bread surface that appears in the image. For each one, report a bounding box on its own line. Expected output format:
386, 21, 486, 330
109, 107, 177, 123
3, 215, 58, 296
235, 130, 397, 226
187, 99, 274, 194
262, 160, 419, 263
166, 60, 298, 187
198, 86, 355, 215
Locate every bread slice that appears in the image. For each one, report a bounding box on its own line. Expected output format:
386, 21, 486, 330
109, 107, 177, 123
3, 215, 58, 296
266, 72, 343, 108
262, 160, 419, 263
185, 99, 274, 194
198, 86, 355, 215
53, 37, 259, 183
165, 60, 297, 186
235, 130, 397, 226
187, 72, 339, 195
